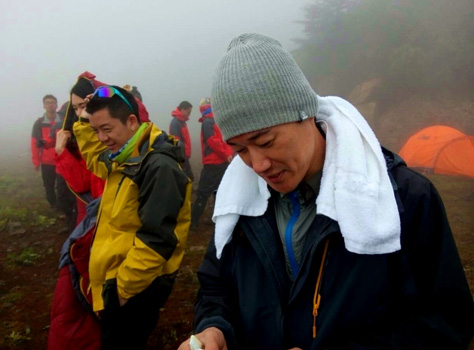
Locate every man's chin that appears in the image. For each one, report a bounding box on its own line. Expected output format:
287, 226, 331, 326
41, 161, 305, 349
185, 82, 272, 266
267, 182, 297, 195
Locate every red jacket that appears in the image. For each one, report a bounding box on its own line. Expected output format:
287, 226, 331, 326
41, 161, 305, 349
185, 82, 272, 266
54, 149, 105, 200
48, 200, 101, 350
169, 108, 191, 158
199, 111, 233, 165
31, 115, 60, 167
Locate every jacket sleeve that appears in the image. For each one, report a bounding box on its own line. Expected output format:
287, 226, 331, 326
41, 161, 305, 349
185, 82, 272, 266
193, 234, 237, 350
54, 148, 92, 194
203, 120, 233, 162
372, 169, 474, 349
169, 119, 182, 141
116, 156, 192, 299
31, 119, 41, 167
73, 118, 110, 180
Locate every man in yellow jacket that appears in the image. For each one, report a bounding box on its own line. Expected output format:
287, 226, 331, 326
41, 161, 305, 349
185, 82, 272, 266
73, 85, 192, 349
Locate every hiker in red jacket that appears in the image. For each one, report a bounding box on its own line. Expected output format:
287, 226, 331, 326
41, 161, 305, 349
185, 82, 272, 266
169, 100, 194, 181
31, 94, 76, 229
31, 95, 62, 208
191, 97, 233, 229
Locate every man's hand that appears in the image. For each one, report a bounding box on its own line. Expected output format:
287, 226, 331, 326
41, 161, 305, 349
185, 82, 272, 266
178, 327, 227, 350
55, 130, 72, 155
34, 165, 40, 172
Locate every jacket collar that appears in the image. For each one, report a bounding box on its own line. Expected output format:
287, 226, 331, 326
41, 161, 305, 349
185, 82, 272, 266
171, 108, 189, 121
121, 124, 184, 176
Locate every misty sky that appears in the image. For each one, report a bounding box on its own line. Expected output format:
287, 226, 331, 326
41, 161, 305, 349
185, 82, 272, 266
0, 0, 313, 158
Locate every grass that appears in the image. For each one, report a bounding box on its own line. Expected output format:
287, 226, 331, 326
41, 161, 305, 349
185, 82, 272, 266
32, 214, 57, 228
5, 328, 31, 345
0, 175, 19, 192
1, 291, 24, 304
7, 247, 41, 266
0, 206, 28, 223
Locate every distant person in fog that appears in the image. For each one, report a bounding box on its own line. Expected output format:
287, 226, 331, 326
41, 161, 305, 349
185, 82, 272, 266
31, 94, 75, 229
191, 97, 233, 229
123, 84, 149, 119
169, 100, 194, 181
31, 94, 62, 208
123, 84, 143, 102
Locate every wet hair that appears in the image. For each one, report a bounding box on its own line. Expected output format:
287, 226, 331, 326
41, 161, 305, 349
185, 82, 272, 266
43, 94, 57, 103
85, 86, 140, 124
178, 101, 193, 110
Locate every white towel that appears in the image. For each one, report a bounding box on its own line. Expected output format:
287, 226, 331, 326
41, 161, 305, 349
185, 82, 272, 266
213, 96, 401, 259
212, 155, 270, 258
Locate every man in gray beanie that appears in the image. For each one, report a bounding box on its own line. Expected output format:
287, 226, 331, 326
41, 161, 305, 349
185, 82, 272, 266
179, 33, 473, 350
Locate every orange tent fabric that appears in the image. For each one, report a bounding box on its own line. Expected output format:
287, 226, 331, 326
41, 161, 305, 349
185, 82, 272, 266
399, 126, 474, 178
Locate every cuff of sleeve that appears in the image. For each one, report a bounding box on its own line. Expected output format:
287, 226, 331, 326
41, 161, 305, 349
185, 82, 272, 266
116, 280, 135, 300
195, 316, 236, 350
54, 150, 66, 162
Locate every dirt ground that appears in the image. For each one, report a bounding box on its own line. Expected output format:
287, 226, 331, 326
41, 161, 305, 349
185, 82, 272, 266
0, 154, 472, 349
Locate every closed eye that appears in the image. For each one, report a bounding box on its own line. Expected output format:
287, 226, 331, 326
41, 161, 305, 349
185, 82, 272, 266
258, 140, 273, 148
235, 147, 247, 154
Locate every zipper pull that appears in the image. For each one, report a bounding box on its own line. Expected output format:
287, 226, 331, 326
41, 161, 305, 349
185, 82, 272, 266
313, 293, 321, 338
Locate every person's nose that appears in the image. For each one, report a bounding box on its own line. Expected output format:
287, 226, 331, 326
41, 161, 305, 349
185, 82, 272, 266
76, 107, 85, 117
248, 149, 271, 174
97, 131, 109, 143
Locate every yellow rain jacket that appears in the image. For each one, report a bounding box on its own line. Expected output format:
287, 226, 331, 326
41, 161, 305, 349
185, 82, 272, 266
74, 120, 191, 312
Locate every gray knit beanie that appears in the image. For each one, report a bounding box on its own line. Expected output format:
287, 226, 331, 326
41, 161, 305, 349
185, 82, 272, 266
212, 33, 319, 141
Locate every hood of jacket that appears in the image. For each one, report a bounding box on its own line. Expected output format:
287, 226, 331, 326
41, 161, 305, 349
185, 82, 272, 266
171, 107, 189, 122
198, 109, 214, 123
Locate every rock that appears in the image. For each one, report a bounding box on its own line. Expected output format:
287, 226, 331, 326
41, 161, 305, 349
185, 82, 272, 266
8, 221, 26, 236
347, 78, 383, 128
347, 78, 382, 105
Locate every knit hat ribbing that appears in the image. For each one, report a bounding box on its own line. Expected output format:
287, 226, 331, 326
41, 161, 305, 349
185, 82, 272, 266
211, 33, 319, 141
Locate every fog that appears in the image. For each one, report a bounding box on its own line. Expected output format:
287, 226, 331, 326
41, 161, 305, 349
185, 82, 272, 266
0, 0, 313, 160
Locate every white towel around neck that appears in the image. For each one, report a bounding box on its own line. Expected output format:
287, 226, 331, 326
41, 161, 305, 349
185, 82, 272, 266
212, 96, 401, 259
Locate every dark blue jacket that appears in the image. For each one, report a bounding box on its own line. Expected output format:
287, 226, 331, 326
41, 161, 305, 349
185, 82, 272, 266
194, 149, 474, 349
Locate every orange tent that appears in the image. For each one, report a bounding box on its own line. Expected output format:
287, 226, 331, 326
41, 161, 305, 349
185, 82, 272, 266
399, 126, 474, 178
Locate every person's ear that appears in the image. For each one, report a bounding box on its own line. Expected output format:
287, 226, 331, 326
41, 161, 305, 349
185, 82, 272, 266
128, 114, 139, 131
